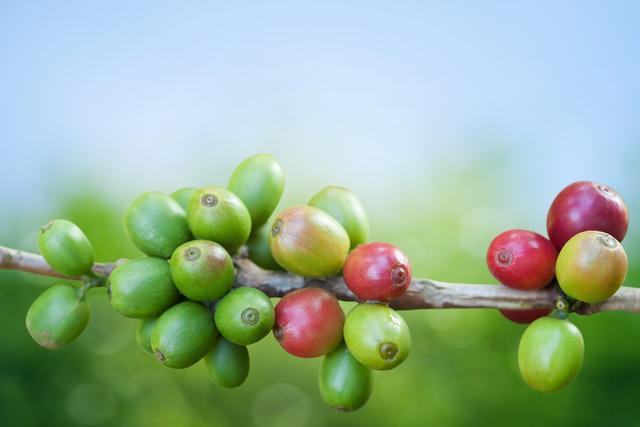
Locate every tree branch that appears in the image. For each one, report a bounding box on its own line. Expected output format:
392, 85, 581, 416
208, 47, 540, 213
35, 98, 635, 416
0, 245, 116, 278
1, 245, 638, 315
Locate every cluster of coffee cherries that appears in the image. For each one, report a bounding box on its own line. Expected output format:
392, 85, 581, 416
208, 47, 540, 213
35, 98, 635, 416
487, 181, 629, 392
25, 154, 414, 412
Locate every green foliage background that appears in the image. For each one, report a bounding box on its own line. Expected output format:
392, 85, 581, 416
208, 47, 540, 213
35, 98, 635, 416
1, 154, 638, 427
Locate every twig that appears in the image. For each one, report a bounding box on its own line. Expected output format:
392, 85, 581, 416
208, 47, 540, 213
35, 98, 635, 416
1, 245, 638, 314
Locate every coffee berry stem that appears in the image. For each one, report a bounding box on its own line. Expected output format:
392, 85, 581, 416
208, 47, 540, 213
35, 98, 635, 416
1, 245, 639, 315
78, 274, 108, 299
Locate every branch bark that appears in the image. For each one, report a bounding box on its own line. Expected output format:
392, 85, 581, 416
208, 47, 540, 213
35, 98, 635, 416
0, 245, 116, 278
1, 245, 638, 315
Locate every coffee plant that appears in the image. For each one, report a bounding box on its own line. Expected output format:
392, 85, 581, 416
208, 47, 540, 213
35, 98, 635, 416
0, 154, 635, 411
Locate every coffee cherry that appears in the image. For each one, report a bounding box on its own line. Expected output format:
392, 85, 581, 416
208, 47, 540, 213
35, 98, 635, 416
342, 242, 412, 302
547, 181, 628, 249
151, 301, 217, 369
343, 303, 411, 371
107, 257, 180, 318
499, 308, 552, 324
273, 288, 344, 358
556, 231, 628, 303
270, 206, 350, 277
319, 343, 373, 412
170, 187, 197, 212
124, 192, 191, 259
518, 317, 584, 392
308, 186, 369, 249
136, 317, 157, 354
26, 284, 90, 350
247, 224, 283, 271
486, 230, 557, 290
228, 153, 285, 228
169, 240, 234, 302
214, 287, 275, 345
203, 337, 250, 388
38, 219, 94, 276
187, 186, 252, 254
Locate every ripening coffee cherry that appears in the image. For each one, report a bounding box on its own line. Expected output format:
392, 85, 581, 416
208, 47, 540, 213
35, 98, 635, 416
343, 242, 412, 302
344, 303, 411, 371
136, 317, 157, 354
518, 317, 584, 392
38, 219, 94, 276
308, 186, 369, 249
247, 224, 283, 271
187, 186, 252, 254
486, 230, 557, 290
556, 231, 628, 303
107, 257, 180, 318
124, 192, 191, 259
273, 288, 344, 358
151, 301, 217, 369
319, 343, 373, 412
228, 153, 285, 228
547, 181, 628, 249
214, 287, 275, 345
26, 284, 90, 350
499, 308, 552, 324
170, 187, 197, 211
203, 337, 250, 388
169, 240, 234, 302
270, 206, 350, 277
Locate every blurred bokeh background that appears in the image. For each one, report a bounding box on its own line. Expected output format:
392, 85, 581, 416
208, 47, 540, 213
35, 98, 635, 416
1, 1, 639, 426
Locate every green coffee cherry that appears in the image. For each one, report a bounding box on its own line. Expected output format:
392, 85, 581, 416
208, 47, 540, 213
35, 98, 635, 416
38, 219, 94, 276
124, 191, 191, 259
187, 186, 252, 254
309, 186, 369, 249
214, 287, 275, 345
170, 240, 234, 302
343, 303, 411, 371
247, 224, 283, 271
203, 337, 250, 388
151, 301, 217, 369
518, 317, 584, 392
136, 317, 157, 354
26, 283, 90, 350
107, 257, 180, 318
170, 187, 197, 211
228, 153, 285, 228
319, 343, 373, 411
270, 206, 350, 277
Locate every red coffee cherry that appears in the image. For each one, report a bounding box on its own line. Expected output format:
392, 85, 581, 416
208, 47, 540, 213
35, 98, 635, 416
486, 230, 557, 290
547, 181, 628, 250
273, 288, 344, 358
342, 242, 412, 302
499, 308, 552, 324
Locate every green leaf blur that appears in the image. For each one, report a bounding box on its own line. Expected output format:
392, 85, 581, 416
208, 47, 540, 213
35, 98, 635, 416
1, 157, 638, 426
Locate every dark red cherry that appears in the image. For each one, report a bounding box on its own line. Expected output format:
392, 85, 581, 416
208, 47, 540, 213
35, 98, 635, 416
547, 181, 628, 250
342, 242, 411, 302
486, 230, 557, 290
499, 308, 552, 324
273, 288, 344, 358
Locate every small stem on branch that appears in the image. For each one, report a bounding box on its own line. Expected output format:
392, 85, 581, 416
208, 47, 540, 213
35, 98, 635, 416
1, 245, 638, 315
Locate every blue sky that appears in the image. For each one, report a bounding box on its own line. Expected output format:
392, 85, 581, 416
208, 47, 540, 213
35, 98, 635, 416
1, 1, 639, 234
